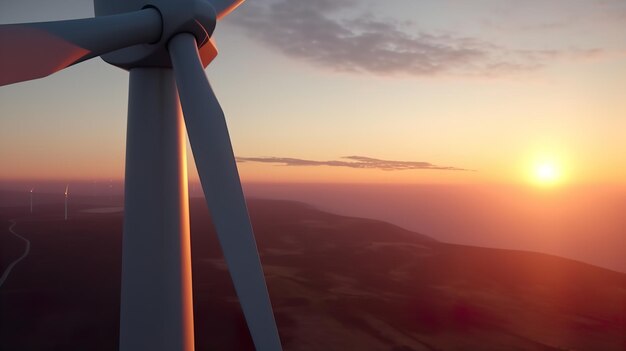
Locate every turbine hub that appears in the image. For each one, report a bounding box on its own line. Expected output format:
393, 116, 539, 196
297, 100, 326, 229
94, 0, 217, 69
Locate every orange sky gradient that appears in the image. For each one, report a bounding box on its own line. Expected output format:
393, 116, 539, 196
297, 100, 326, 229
2, 0, 625, 187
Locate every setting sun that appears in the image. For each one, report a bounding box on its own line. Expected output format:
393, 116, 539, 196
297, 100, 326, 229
533, 161, 561, 185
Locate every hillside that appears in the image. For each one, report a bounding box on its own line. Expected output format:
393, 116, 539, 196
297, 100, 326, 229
0, 195, 624, 350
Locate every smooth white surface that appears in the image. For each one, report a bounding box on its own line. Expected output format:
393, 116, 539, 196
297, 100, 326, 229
119, 68, 194, 351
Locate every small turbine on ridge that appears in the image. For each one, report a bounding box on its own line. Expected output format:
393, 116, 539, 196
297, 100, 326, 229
64, 184, 69, 221
29, 188, 34, 214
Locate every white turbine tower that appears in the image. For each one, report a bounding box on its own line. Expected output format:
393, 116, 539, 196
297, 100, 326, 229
64, 184, 69, 221
0, 1, 282, 350
30, 188, 34, 214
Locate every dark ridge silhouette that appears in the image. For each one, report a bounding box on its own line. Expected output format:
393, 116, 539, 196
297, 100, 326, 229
0, 193, 623, 350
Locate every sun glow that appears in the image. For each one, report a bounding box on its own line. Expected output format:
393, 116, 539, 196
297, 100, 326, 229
533, 161, 561, 185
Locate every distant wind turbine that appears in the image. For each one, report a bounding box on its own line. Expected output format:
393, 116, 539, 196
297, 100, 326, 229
64, 185, 69, 221
0, 0, 281, 350
29, 188, 34, 214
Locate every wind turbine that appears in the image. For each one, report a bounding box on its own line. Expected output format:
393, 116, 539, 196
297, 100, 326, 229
64, 184, 69, 221
0, 1, 282, 350
29, 188, 34, 214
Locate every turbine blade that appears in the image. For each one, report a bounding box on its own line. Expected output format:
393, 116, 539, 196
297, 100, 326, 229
211, 0, 246, 20
168, 33, 282, 351
0, 9, 161, 86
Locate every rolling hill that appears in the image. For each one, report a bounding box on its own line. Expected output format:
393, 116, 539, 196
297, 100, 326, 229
0, 194, 623, 350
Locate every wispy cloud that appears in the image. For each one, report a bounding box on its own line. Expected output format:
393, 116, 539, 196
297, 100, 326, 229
237, 155, 470, 171
230, 0, 602, 77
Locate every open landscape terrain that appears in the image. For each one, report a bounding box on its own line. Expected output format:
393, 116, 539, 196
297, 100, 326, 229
0, 191, 624, 350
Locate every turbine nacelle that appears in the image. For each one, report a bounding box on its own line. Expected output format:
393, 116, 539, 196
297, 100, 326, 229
95, 0, 219, 69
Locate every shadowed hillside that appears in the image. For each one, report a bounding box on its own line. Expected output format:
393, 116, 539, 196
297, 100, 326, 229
0, 194, 624, 350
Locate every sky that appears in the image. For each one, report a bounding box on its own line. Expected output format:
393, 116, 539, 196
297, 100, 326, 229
1, 0, 625, 186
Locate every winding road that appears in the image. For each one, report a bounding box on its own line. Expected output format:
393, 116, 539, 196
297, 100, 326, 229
0, 220, 31, 288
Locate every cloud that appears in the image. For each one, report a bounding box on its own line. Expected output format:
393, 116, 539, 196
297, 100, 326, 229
229, 0, 602, 77
236, 155, 470, 171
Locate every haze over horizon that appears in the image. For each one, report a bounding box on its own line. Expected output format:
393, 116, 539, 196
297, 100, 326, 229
1, 180, 624, 275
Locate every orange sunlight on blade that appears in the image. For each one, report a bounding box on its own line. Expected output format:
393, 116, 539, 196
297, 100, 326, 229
177, 104, 195, 351
0, 25, 89, 86
199, 38, 218, 67
217, 0, 246, 20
